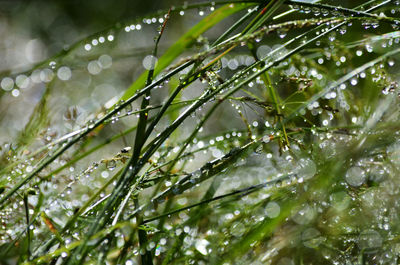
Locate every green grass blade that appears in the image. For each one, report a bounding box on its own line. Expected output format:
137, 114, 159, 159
120, 3, 255, 101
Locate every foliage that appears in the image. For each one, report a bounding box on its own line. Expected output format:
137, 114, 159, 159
1, 0, 400, 264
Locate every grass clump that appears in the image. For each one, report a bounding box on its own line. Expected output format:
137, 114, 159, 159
1, 0, 400, 264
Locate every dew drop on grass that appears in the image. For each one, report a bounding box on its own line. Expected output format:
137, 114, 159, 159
11, 89, 20, 97
30, 69, 42, 83
25, 165, 33, 173
358, 229, 382, 252
369, 165, 386, 182
101, 171, 109, 178
366, 44, 374, 53
257, 45, 271, 59
1, 77, 14, 91
190, 170, 201, 184
292, 204, 315, 225
277, 28, 287, 39
231, 222, 245, 237
57, 66, 72, 81
328, 32, 336, 42
302, 228, 323, 248
98, 54, 112, 69
143, 55, 158, 70
40, 69, 54, 82
84, 44, 92, 51
16, 75, 30, 89
106, 160, 116, 171
88, 61, 102, 75
339, 26, 347, 35
350, 78, 358, 86
345, 166, 366, 187
330, 191, 350, 211
296, 158, 316, 180
262, 135, 271, 143
265, 202, 280, 218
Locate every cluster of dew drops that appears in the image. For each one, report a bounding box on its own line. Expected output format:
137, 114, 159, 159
2, 1, 400, 263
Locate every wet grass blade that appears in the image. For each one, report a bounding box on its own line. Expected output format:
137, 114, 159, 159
121, 3, 255, 101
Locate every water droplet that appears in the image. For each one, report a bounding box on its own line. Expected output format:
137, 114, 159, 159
230, 222, 245, 237
277, 28, 287, 39
328, 32, 336, 42
302, 228, 323, 248
101, 171, 109, 178
366, 44, 374, 53
292, 204, 315, 225
84, 44, 92, 51
358, 229, 382, 252
257, 45, 271, 59
16, 75, 30, 89
345, 166, 366, 187
30, 69, 42, 83
296, 158, 316, 180
98, 54, 112, 69
265, 201, 280, 218
143, 55, 158, 70
339, 26, 347, 35
330, 191, 350, 211
26, 165, 33, 173
190, 170, 202, 184
11, 89, 20, 97
369, 165, 386, 182
1, 77, 14, 91
88, 61, 102, 75
40, 69, 54, 82
57, 66, 72, 81
262, 135, 271, 143
106, 160, 116, 170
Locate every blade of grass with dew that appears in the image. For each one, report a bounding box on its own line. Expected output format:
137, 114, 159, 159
219, 122, 400, 263
129, 9, 173, 265
120, 2, 255, 101
0, 54, 194, 210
